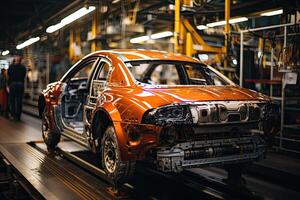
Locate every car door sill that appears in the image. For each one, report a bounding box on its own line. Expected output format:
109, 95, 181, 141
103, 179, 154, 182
61, 128, 89, 148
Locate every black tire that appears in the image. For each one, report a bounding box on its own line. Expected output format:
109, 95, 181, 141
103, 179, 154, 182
101, 126, 135, 184
42, 107, 61, 152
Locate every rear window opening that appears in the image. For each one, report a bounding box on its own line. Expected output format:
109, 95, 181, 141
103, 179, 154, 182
126, 60, 231, 86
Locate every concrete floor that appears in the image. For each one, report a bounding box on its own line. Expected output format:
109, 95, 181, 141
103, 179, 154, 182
1, 114, 300, 200
0, 114, 42, 143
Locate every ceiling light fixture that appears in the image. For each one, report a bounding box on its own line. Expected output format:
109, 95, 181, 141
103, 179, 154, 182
130, 36, 150, 43
112, 0, 121, 3
16, 37, 40, 50
169, 4, 175, 10
46, 6, 96, 33
260, 9, 283, 16
196, 25, 208, 30
150, 31, 173, 39
1, 50, 9, 56
130, 31, 174, 44
206, 17, 248, 27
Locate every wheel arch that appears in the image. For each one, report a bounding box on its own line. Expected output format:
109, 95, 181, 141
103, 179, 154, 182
91, 108, 113, 142
90, 105, 129, 158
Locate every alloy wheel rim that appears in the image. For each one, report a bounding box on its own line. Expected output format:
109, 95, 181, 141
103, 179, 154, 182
103, 137, 117, 173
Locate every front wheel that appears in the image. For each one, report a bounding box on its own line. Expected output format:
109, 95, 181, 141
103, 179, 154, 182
42, 107, 60, 152
101, 126, 135, 184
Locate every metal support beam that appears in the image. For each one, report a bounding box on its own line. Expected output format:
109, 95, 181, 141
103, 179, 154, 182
174, 0, 180, 53
186, 32, 192, 57
270, 47, 274, 97
69, 29, 74, 60
239, 32, 243, 87
91, 9, 98, 52
74, 26, 81, 61
183, 19, 224, 53
224, 0, 230, 68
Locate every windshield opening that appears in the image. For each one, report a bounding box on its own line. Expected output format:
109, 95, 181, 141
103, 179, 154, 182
126, 60, 230, 86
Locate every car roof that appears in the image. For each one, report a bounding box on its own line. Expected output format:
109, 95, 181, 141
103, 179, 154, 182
89, 49, 200, 63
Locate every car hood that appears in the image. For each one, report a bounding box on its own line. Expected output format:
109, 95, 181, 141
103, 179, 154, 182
138, 85, 269, 108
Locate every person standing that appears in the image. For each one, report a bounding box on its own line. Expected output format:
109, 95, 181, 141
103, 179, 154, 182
0, 68, 8, 117
8, 56, 26, 121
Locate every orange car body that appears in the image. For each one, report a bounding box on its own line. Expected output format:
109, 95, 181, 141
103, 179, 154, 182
39, 49, 278, 174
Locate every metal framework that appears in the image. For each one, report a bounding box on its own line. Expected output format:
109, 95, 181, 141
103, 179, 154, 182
239, 22, 300, 153
182, 19, 225, 54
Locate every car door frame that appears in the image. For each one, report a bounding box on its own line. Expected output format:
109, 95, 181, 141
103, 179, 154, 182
59, 56, 101, 146
83, 57, 112, 136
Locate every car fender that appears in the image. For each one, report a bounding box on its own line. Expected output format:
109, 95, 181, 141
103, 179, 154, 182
92, 102, 132, 160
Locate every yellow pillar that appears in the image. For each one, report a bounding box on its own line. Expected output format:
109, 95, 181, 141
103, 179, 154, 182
186, 32, 192, 57
174, 0, 180, 53
179, 22, 185, 54
69, 29, 74, 60
224, 0, 230, 68
91, 9, 98, 52
75, 26, 81, 61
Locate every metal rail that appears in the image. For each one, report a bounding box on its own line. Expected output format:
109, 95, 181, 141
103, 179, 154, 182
0, 154, 44, 200
0, 143, 113, 200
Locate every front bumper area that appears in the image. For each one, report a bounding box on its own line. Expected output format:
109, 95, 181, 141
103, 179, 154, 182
156, 136, 266, 172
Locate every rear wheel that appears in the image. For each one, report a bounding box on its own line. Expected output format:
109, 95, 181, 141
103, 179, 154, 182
101, 126, 135, 185
42, 107, 61, 152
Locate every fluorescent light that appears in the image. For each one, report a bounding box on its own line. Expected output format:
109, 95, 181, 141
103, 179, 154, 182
46, 6, 96, 33
169, 4, 175, 10
130, 31, 173, 43
229, 17, 248, 24
207, 21, 226, 27
207, 17, 248, 27
196, 25, 208, 30
1, 50, 9, 56
130, 36, 150, 43
150, 31, 173, 39
16, 37, 40, 50
61, 6, 96, 25
199, 54, 209, 61
46, 22, 65, 33
260, 9, 283, 16
232, 59, 237, 65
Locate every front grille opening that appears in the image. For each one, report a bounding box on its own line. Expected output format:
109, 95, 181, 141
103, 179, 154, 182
228, 113, 240, 122
159, 125, 252, 146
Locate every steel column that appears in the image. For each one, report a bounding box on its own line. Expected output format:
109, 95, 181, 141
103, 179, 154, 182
224, 0, 230, 68
270, 47, 274, 97
174, 0, 180, 53
69, 29, 74, 60
186, 32, 192, 56
91, 9, 98, 52
239, 32, 243, 87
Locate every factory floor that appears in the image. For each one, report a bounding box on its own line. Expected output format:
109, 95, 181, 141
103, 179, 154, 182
0, 114, 300, 200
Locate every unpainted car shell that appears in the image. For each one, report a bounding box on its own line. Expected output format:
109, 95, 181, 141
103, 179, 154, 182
39, 49, 273, 162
